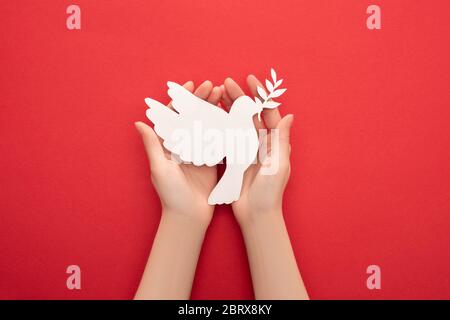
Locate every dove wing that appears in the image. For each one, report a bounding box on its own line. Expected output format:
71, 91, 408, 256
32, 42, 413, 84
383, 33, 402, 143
145, 97, 181, 143
167, 81, 228, 118
145, 82, 229, 166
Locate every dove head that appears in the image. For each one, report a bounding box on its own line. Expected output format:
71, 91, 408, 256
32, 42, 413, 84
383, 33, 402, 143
230, 95, 264, 122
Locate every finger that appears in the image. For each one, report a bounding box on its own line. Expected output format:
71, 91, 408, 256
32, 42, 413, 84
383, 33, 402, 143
224, 77, 245, 101
220, 84, 233, 109
207, 86, 222, 105
194, 80, 213, 99
247, 74, 281, 129
167, 80, 194, 110
225, 77, 265, 130
135, 121, 166, 166
275, 114, 294, 158
183, 80, 195, 92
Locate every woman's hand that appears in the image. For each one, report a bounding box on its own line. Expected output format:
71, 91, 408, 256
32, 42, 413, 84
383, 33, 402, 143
221, 75, 307, 300
135, 80, 222, 227
221, 75, 294, 228
134, 80, 222, 300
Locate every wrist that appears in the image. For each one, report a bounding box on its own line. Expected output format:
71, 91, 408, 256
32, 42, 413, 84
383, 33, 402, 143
161, 208, 211, 232
238, 208, 285, 234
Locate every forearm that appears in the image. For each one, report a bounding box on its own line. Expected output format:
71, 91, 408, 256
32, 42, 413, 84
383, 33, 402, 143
134, 211, 208, 300
241, 211, 309, 300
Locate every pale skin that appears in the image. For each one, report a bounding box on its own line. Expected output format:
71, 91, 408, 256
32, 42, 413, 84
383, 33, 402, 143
134, 76, 309, 300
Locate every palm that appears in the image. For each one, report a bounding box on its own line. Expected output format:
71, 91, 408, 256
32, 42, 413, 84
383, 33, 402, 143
232, 132, 287, 220
163, 160, 217, 218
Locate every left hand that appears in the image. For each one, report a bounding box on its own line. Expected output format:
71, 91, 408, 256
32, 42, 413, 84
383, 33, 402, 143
220, 75, 293, 228
135, 80, 222, 227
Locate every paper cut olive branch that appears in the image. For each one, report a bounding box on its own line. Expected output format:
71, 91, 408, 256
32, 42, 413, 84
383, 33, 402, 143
254, 68, 287, 109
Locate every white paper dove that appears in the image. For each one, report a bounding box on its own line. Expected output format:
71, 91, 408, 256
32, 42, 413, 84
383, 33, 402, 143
144, 69, 286, 205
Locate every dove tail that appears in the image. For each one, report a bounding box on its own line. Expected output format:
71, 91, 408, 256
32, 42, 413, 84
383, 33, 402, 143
208, 164, 246, 205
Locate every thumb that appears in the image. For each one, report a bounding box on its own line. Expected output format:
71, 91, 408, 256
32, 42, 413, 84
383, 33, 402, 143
276, 114, 294, 157
135, 121, 165, 166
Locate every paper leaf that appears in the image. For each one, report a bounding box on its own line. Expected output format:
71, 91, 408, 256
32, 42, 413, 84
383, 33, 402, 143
271, 68, 277, 83
270, 88, 286, 98
275, 79, 283, 88
257, 86, 268, 101
263, 101, 281, 109
265, 79, 274, 93
255, 96, 263, 105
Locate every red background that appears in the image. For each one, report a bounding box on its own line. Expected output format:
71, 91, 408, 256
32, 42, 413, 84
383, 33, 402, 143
1, 0, 449, 299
